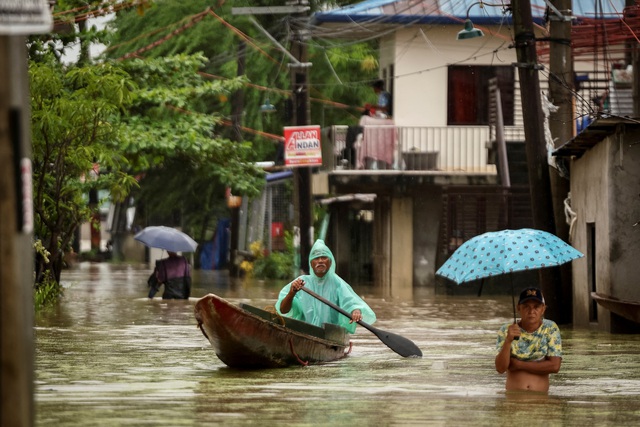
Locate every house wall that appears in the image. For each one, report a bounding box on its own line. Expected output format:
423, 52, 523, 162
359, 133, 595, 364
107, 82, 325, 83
571, 141, 611, 330
571, 130, 640, 331
380, 25, 522, 127
609, 132, 640, 303
379, 25, 618, 130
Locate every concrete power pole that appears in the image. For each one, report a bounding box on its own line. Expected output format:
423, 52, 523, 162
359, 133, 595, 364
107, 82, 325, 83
0, 35, 35, 427
1, 5, 51, 425
232, 2, 313, 273
289, 19, 313, 273
511, 0, 564, 320
547, 0, 573, 324
627, 0, 640, 116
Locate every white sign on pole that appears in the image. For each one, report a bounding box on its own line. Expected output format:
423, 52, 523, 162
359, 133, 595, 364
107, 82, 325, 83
284, 125, 322, 167
0, 0, 52, 35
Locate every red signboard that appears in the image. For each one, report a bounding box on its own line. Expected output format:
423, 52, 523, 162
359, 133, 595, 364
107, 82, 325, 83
283, 125, 322, 167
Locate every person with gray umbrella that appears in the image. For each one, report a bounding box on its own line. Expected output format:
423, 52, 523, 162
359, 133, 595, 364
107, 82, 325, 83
495, 287, 562, 393
134, 226, 197, 300
148, 251, 191, 299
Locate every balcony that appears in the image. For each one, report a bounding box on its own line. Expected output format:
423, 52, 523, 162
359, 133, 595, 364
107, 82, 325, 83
326, 124, 516, 175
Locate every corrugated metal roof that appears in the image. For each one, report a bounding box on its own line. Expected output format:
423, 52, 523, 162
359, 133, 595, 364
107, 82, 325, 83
553, 116, 640, 158
312, 0, 627, 26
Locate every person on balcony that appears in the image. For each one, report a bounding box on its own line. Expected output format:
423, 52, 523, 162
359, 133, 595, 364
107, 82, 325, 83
368, 79, 392, 118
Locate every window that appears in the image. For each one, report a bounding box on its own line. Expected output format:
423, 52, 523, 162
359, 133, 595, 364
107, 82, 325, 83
448, 65, 515, 125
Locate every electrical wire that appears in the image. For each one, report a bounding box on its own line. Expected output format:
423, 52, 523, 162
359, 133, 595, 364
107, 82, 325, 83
53, 0, 640, 139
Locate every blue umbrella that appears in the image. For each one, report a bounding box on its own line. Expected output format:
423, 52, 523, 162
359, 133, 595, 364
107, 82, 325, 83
436, 228, 584, 320
134, 226, 198, 253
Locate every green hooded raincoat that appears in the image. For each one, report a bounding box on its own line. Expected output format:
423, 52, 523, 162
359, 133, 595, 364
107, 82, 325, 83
276, 239, 376, 334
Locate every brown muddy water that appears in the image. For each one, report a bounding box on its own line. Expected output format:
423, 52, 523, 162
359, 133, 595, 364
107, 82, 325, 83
35, 263, 640, 426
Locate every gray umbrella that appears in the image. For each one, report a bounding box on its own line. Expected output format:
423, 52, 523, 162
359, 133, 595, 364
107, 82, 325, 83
134, 226, 198, 253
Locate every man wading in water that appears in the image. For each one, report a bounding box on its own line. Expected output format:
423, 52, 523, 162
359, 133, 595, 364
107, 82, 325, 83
495, 287, 562, 392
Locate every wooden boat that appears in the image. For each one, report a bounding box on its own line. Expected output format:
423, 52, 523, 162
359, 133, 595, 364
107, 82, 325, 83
194, 293, 351, 369
591, 292, 640, 324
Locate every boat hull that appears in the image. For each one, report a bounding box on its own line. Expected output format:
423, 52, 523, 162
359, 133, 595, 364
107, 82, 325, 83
591, 292, 640, 324
194, 293, 351, 368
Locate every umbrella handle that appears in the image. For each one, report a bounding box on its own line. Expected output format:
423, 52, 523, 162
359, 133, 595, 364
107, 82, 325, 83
511, 277, 519, 340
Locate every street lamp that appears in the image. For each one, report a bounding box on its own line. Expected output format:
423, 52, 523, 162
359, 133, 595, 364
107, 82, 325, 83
456, 2, 504, 40
260, 98, 276, 114
457, 18, 484, 40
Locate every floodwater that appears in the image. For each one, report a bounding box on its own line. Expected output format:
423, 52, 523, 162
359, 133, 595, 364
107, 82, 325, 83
35, 263, 640, 426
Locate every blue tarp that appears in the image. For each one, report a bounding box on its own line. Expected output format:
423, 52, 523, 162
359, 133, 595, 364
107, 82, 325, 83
200, 218, 230, 270
311, 0, 626, 26
266, 170, 293, 182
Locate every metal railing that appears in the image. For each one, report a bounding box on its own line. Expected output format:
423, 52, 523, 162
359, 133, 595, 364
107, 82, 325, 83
328, 124, 519, 173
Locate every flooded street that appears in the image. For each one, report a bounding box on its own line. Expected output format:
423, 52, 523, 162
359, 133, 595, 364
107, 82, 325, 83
36, 263, 640, 426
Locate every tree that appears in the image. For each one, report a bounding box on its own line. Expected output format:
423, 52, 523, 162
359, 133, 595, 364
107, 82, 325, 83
29, 0, 379, 292
105, 0, 379, 139
115, 53, 265, 243
31, 34, 267, 290
30, 57, 138, 284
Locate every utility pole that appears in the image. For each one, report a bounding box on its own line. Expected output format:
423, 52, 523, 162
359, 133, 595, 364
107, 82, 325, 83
0, 35, 34, 427
289, 3, 313, 273
233, 2, 313, 273
627, 0, 640, 116
1, 2, 52, 426
228, 40, 246, 277
511, 0, 564, 320
547, 0, 573, 324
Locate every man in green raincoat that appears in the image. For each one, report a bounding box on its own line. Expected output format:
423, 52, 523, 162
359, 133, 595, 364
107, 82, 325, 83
276, 239, 376, 334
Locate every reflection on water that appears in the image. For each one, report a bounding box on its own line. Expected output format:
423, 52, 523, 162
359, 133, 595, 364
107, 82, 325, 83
35, 263, 640, 426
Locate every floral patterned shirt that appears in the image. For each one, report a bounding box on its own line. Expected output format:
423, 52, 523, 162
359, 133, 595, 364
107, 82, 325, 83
496, 319, 562, 361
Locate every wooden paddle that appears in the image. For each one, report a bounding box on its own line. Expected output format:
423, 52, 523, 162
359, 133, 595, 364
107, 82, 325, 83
300, 286, 422, 358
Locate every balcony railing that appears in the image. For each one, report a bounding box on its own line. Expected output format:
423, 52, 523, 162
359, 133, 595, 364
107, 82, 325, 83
327, 124, 518, 174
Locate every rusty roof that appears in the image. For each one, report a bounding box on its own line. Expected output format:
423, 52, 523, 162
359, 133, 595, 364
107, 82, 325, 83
553, 116, 640, 158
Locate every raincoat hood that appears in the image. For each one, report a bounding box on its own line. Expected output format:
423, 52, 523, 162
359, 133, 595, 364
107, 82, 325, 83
308, 239, 336, 277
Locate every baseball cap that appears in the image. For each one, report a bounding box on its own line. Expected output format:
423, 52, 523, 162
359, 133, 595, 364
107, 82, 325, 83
518, 287, 545, 305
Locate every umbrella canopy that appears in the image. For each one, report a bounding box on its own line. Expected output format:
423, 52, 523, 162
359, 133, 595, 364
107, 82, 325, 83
436, 228, 584, 322
436, 228, 584, 284
134, 226, 198, 253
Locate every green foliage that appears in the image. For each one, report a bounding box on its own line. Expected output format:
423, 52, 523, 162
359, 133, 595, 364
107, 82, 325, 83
28, 0, 381, 290
33, 240, 63, 311
34, 275, 63, 312
30, 56, 139, 283
242, 232, 295, 280
114, 53, 266, 239
253, 250, 294, 281
105, 0, 379, 135
117, 54, 258, 183
29, 0, 115, 65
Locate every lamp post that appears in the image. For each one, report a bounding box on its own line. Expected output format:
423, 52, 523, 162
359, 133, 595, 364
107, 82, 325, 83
456, 2, 504, 40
